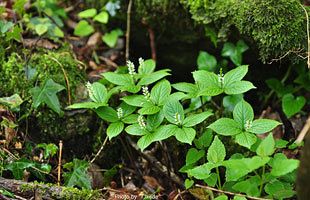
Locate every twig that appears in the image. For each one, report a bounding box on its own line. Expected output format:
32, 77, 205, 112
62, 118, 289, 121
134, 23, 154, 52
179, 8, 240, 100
49, 57, 72, 105
195, 184, 272, 200
141, 19, 157, 61
300, 3, 310, 68
90, 135, 108, 164
98, 56, 118, 69
296, 116, 310, 144
126, 136, 184, 188
57, 140, 63, 186
268, 48, 306, 64
125, 0, 133, 61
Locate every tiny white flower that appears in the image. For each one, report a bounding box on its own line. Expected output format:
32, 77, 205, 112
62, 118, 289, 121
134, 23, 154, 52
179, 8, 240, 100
117, 108, 123, 119
138, 115, 146, 129
142, 86, 150, 100
127, 60, 136, 76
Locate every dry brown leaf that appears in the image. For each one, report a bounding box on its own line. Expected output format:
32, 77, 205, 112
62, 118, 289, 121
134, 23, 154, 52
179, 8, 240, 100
23, 38, 59, 49
87, 32, 102, 46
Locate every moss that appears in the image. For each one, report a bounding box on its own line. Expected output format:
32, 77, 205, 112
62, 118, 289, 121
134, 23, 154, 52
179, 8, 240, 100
181, 0, 308, 62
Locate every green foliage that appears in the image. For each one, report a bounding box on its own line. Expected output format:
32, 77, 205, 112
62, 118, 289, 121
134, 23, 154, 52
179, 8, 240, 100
63, 159, 92, 189
181, 0, 307, 62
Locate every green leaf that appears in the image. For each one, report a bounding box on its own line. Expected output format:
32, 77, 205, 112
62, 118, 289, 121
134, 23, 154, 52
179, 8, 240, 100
282, 93, 306, 118
0, 94, 23, 111
138, 104, 160, 115
269, 153, 299, 177
207, 136, 226, 164
6, 158, 35, 179
224, 81, 256, 95
223, 94, 243, 112
224, 156, 270, 181
184, 111, 213, 127
233, 196, 247, 200
35, 24, 48, 35
125, 124, 149, 136
78, 9, 97, 18
256, 133, 275, 157
266, 78, 293, 98
146, 111, 164, 130
122, 95, 147, 107
193, 70, 222, 96
235, 132, 257, 149
36, 143, 58, 159
137, 133, 154, 151
163, 99, 184, 124
187, 163, 215, 179
223, 65, 248, 87
248, 119, 281, 134
175, 127, 196, 144
93, 11, 109, 23
186, 148, 205, 165
87, 82, 108, 103
107, 122, 124, 139
204, 173, 218, 187
214, 195, 228, 200
194, 129, 213, 149
233, 100, 254, 129
232, 176, 260, 197
138, 59, 156, 74
30, 79, 65, 114
67, 102, 107, 109
150, 79, 171, 105
103, 72, 134, 86
208, 118, 241, 136
122, 114, 138, 124
185, 179, 194, 189
63, 159, 92, 189
151, 124, 178, 142
264, 180, 295, 199
102, 29, 123, 47
74, 20, 94, 37
172, 82, 198, 97
138, 69, 171, 86
95, 107, 119, 122
197, 51, 217, 72
236, 40, 249, 53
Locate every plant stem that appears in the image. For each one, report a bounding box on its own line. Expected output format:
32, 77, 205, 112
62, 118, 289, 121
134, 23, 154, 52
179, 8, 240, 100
216, 167, 222, 189
125, 0, 133, 61
259, 165, 266, 196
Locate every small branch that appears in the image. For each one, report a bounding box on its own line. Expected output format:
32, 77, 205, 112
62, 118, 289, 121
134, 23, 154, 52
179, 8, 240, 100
195, 184, 272, 200
90, 135, 108, 164
300, 3, 310, 68
296, 116, 310, 144
57, 140, 63, 186
141, 19, 157, 61
125, 0, 133, 61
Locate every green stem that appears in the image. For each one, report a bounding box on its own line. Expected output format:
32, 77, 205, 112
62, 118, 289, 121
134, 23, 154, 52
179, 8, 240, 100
259, 165, 266, 196
216, 167, 222, 190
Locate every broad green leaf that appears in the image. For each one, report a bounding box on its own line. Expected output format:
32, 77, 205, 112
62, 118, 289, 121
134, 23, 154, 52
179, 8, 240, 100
122, 95, 147, 107
87, 82, 107, 103
194, 129, 213, 149
248, 119, 281, 134
103, 72, 134, 86
193, 70, 222, 96
120, 85, 141, 93
125, 124, 149, 136
266, 78, 293, 98
186, 148, 205, 165
172, 82, 198, 96
198, 85, 223, 97
224, 156, 270, 181
146, 111, 164, 131
204, 173, 218, 187
163, 99, 184, 124
36, 143, 58, 159
138, 69, 170, 86
256, 133, 275, 157
223, 94, 243, 112
95, 106, 119, 122
269, 153, 299, 177
0, 94, 23, 111
221, 42, 235, 57
175, 127, 196, 144
236, 40, 249, 53
67, 102, 106, 109
187, 163, 215, 180
197, 51, 217, 72
30, 79, 65, 114
119, 102, 136, 117
214, 195, 228, 200
183, 111, 213, 127
74, 20, 94, 37
6, 158, 35, 179
207, 136, 226, 164
233, 196, 247, 200
275, 139, 289, 149
35, 24, 48, 35
138, 104, 160, 115
78, 9, 97, 18
102, 29, 123, 47
168, 92, 187, 101
235, 132, 257, 149
223, 65, 248, 87
138, 59, 156, 74
208, 118, 241, 136
150, 79, 171, 105
185, 179, 194, 189
0, 21, 14, 33
224, 81, 256, 95
151, 124, 177, 142
232, 176, 260, 197
63, 159, 92, 189
233, 100, 254, 129
137, 133, 154, 151
107, 121, 124, 139
122, 114, 138, 124
93, 11, 109, 23
264, 180, 295, 199
282, 93, 306, 118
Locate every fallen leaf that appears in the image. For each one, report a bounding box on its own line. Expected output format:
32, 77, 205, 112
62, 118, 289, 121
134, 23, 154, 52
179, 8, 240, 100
23, 38, 59, 49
